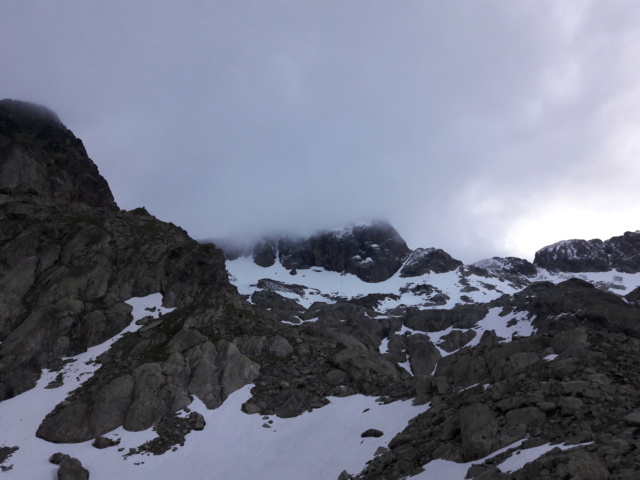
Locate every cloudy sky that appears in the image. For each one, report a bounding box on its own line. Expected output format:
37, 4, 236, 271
2, 1, 640, 262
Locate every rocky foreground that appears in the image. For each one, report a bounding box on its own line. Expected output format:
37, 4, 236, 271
1, 99, 640, 479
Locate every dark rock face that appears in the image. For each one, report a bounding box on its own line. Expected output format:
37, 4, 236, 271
49, 453, 89, 480
278, 221, 411, 282
437, 329, 477, 353
356, 325, 640, 480
534, 231, 640, 273
403, 305, 488, 332
399, 248, 462, 277
0, 195, 232, 402
514, 278, 640, 339
405, 335, 441, 376
253, 239, 277, 267
0, 102, 274, 443
474, 256, 538, 277
0, 99, 117, 210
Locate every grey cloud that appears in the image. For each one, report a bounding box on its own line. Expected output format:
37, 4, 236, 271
2, 1, 640, 263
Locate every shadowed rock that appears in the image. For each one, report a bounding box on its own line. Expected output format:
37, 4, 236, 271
0, 99, 117, 209
399, 248, 462, 277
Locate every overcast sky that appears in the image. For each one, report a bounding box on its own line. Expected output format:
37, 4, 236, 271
2, 1, 640, 263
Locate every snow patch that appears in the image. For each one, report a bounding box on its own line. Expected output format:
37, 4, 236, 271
379, 337, 390, 354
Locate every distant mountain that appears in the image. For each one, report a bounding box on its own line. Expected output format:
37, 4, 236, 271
219, 223, 464, 283
2, 100, 640, 479
473, 256, 537, 277
219, 223, 640, 283
533, 231, 640, 273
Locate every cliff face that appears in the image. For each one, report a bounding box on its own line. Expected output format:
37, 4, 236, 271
278, 221, 412, 282
0, 101, 259, 441
0, 99, 117, 209
0, 195, 232, 400
534, 231, 640, 273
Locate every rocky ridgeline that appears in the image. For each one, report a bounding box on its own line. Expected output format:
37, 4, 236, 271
474, 256, 538, 277
225, 224, 640, 281
229, 221, 413, 282
534, 231, 640, 273
2, 100, 640, 479
221, 223, 464, 282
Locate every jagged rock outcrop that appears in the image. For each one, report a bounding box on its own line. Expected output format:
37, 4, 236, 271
514, 278, 640, 339
474, 256, 538, 277
534, 231, 640, 273
276, 220, 411, 282
0, 194, 233, 401
399, 247, 463, 277
253, 238, 277, 267
35, 310, 287, 442
403, 304, 489, 332
0, 99, 116, 209
221, 222, 470, 284
354, 325, 640, 479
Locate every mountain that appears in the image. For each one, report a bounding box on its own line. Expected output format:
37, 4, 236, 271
1, 100, 640, 479
533, 231, 640, 273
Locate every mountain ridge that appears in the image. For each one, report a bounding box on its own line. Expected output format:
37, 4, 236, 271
217, 223, 640, 283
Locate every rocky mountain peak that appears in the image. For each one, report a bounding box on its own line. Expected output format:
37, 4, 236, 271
474, 256, 538, 277
220, 221, 472, 282
399, 247, 463, 277
0, 99, 117, 210
222, 220, 413, 282
534, 230, 640, 273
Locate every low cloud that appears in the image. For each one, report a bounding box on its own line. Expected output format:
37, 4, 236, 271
2, 1, 639, 263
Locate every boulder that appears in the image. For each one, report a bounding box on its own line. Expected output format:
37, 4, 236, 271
405, 335, 441, 376
459, 403, 499, 461
253, 239, 277, 267
49, 453, 89, 480
437, 329, 477, 352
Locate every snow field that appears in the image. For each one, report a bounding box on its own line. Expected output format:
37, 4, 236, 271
228, 257, 640, 318
226, 256, 521, 313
